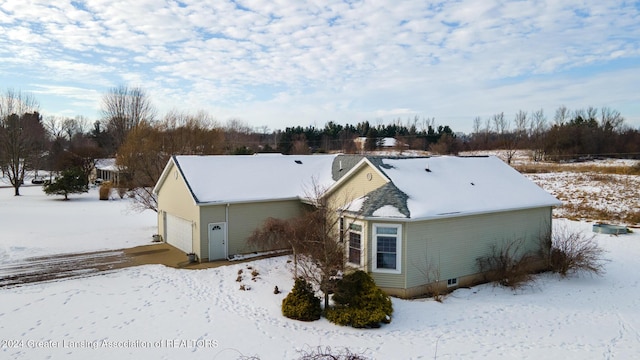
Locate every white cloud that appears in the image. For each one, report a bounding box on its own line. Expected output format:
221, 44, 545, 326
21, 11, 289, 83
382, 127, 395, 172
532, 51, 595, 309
0, 0, 637, 132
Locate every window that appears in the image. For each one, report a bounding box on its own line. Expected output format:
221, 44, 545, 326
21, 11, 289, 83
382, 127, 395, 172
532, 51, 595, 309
348, 223, 363, 265
373, 224, 402, 273
447, 278, 458, 287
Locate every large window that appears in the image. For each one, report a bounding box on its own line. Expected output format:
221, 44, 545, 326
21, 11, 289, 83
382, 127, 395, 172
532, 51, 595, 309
373, 224, 402, 273
348, 223, 362, 265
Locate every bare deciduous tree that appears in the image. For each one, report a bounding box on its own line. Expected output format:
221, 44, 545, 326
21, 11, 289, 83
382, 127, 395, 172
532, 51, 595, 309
249, 181, 358, 308
529, 108, 547, 161
101, 85, 156, 149
0, 89, 45, 195
117, 110, 223, 212
554, 105, 570, 126
600, 106, 624, 132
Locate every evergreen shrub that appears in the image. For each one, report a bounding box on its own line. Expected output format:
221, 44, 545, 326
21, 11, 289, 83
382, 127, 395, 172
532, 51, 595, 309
282, 278, 322, 322
325, 270, 393, 328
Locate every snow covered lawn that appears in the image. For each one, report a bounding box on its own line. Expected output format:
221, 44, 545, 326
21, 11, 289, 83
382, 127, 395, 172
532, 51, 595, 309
2, 172, 640, 359
0, 186, 156, 262
2, 218, 639, 359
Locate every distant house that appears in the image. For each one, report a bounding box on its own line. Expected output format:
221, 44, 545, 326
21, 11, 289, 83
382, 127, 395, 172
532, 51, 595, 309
92, 159, 121, 185
153, 154, 560, 298
353, 137, 408, 151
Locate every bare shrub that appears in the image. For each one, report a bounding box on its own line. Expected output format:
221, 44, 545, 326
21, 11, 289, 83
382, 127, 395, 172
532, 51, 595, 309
117, 187, 127, 199
296, 345, 371, 360
624, 211, 640, 225
237, 346, 370, 360
99, 181, 112, 200
413, 259, 446, 302
476, 239, 538, 289
425, 271, 445, 302
550, 226, 607, 277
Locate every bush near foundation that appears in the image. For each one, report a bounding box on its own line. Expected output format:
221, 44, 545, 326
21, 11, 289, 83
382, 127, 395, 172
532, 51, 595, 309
282, 278, 322, 322
549, 226, 607, 277
325, 270, 392, 328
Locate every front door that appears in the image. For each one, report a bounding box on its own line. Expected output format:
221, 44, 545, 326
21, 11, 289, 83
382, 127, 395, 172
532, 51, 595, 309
208, 223, 227, 260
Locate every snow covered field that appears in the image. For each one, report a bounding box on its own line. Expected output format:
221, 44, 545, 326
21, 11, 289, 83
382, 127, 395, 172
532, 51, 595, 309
1, 170, 640, 359
0, 186, 156, 262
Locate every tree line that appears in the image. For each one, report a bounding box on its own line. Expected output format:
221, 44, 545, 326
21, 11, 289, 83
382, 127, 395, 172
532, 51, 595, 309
2, 85, 638, 200
0, 85, 457, 200
466, 106, 640, 163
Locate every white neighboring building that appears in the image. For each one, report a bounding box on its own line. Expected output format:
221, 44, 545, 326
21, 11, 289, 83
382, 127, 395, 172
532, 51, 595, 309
92, 158, 121, 185
354, 137, 408, 151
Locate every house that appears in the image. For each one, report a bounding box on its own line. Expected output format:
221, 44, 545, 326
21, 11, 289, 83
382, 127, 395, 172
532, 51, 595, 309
92, 158, 121, 185
153, 154, 338, 261
153, 154, 561, 298
353, 137, 408, 151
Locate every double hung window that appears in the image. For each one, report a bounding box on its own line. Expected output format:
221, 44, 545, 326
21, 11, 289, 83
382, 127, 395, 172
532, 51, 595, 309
373, 224, 401, 273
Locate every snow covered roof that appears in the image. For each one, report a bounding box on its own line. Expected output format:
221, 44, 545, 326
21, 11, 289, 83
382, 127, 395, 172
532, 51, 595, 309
355, 137, 403, 147
166, 154, 338, 204
94, 158, 119, 172
344, 155, 561, 220
156, 153, 560, 217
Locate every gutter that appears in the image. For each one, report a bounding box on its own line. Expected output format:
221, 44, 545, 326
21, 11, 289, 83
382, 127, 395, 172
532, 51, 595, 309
351, 203, 562, 223
197, 196, 302, 207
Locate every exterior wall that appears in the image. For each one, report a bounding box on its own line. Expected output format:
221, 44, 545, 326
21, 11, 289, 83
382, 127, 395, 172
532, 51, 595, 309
156, 162, 201, 255
403, 207, 553, 291
198, 204, 227, 261
343, 216, 368, 269
365, 220, 407, 290
198, 199, 304, 260
326, 162, 388, 212
382, 272, 486, 298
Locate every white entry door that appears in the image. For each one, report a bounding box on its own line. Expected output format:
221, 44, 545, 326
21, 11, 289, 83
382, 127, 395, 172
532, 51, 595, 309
208, 223, 227, 260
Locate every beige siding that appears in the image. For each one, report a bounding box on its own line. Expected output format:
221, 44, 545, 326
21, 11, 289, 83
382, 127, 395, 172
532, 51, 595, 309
326, 163, 388, 212
343, 216, 368, 269
156, 162, 201, 254
196, 200, 303, 260
225, 200, 303, 256
198, 205, 227, 261
366, 221, 407, 289
404, 207, 553, 289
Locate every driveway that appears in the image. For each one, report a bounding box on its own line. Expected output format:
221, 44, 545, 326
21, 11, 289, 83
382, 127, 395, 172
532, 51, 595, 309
0, 243, 233, 288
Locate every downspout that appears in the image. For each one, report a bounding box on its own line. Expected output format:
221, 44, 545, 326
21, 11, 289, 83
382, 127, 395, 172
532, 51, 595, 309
226, 203, 230, 260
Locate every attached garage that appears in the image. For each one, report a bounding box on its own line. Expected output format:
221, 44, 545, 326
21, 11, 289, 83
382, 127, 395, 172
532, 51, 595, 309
164, 213, 193, 253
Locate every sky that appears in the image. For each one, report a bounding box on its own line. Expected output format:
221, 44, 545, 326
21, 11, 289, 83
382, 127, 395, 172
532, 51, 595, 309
1, 0, 639, 134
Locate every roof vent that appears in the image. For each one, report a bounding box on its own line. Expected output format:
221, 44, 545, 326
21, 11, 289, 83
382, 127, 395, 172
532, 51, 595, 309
294, 160, 302, 164
425, 163, 431, 172
339, 160, 343, 171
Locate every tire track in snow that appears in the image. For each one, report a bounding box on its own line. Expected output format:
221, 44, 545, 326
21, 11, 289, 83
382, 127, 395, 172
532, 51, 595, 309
0, 250, 130, 288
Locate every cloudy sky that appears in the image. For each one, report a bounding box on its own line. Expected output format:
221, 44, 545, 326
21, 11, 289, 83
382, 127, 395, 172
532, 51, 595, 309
1, 0, 639, 133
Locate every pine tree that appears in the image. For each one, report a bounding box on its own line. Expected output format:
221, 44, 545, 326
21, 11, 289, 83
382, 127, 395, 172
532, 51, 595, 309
43, 167, 89, 200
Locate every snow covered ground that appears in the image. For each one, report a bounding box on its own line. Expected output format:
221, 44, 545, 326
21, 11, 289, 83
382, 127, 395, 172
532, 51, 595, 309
0, 186, 156, 262
2, 170, 640, 359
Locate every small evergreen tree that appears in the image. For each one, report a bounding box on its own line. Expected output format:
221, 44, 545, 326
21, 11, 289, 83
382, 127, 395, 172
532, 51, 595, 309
282, 278, 322, 322
43, 167, 88, 200
325, 270, 393, 328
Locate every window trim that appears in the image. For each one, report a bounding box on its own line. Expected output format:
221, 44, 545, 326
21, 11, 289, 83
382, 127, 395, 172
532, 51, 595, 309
346, 220, 364, 267
447, 278, 458, 287
372, 223, 402, 274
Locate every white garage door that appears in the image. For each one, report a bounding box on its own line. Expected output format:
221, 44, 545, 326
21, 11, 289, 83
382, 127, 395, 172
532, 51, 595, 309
165, 213, 193, 253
